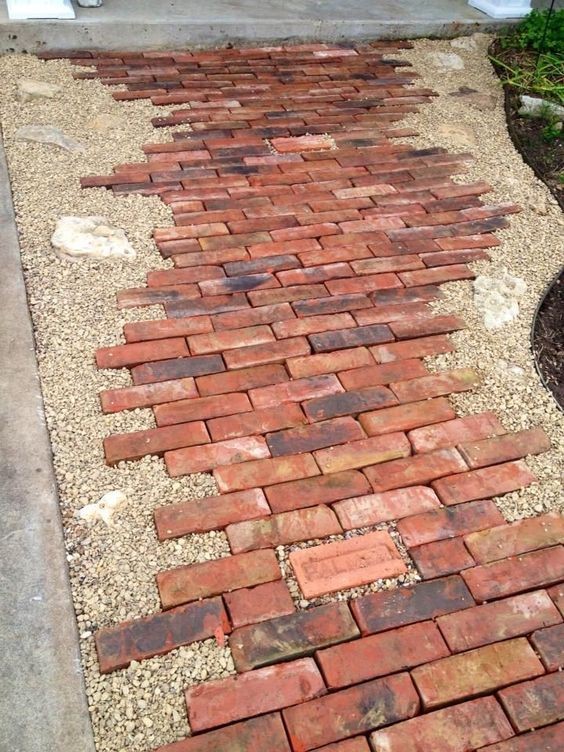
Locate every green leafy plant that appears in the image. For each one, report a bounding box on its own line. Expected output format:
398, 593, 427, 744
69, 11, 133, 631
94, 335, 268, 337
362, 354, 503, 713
490, 52, 564, 104
503, 8, 564, 54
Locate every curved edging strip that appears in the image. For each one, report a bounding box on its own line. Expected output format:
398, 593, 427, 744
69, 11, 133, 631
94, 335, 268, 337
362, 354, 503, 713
531, 265, 564, 412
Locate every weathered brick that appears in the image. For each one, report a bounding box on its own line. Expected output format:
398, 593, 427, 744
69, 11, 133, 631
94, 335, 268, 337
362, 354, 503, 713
157, 548, 281, 609
437, 590, 562, 653
276, 261, 352, 285
272, 134, 334, 152
317, 620, 449, 689
287, 347, 374, 378
104, 421, 210, 464
314, 432, 411, 474
248, 284, 329, 306
397, 499, 505, 548
224, 580, 296, 629
250, 374, 344, 409
399, 264, 475, 287
293, 293, 372, 317
230, 602, 360, 672
498, 672, 564, 731
531, 623, 564, 671
548, 583, 564, 616
371, 333, 455, 362
464, 512, 564, 564
96, 337, 189, 369
185, 657, 326, 732
214, 453, 320, 493
124, 316, 212, 343
165, 435, 270, 476
369, 284, 442, 306
208, 403, 306, 442
338, 359, 428, 390
227, 505, 341, 553
154, 392, 252, 426
353, 301, 432, 326
154, 488, 270, 539
370, 696, 514, 752
325, 273, 402, 295
224, 336, 310, 369
147, 266, 224, 287
283, 673, 419, 750
304, 385, 398, 422
352, 575, 475, 635
411, 537, 476, 579
212, 302, 295, 330
266, 470, 371, 513
291, 530, 407, 598
267, 416, 364, 457
312, 739, 370, 752
432, 460, 538, 505
412, 637, 544, 709
308, 324, 394, 353
390, 368, 480, 403
389, 314, 465, 340
131, 354, 225, 385
462, 546, 564, 601
95, 597, 230, 673
351, 255, 424, 274
272, 312, 356, 338
408, 412, 505, 453
478, 723, 564, 752
364, 447, 467, 493
458, 427, 550, 469
100, 377, 197, 413
188, 325, 275, 355
334, 486, 440, 529
153, 713, 291, 752
223, 255, 300, 277
359, 396, 455, 436
165, 292, 249, 319
196, 363, 288, 396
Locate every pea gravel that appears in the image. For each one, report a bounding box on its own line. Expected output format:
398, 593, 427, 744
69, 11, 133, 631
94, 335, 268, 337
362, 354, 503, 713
0, 37, 562, 752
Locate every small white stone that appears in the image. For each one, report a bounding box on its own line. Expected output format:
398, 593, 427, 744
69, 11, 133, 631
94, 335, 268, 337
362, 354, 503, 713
51, 216, 136, 261
429, 52, 465, 70
473, 271, 527, 330
17, 78, 61, 102
77, 490, 128, 525
518, 95, 564, 120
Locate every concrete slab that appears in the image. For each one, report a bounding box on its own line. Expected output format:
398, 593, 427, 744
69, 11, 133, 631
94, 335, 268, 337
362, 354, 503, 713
0, 0, 520, 52
0, 135, 96, 752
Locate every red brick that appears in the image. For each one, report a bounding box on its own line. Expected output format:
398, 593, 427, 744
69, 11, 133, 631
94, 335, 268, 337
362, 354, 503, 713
479, 723, 564, 752
272, 135, 334, 152
214, 453, 320, 493
147, 266, 224, 287
390, 368, 480, 403
154, 392, 252, 427
314, 432, 411, 474
352, 575, 475, 635
398, 499, 505, 548
154, 223, 229, 241
287, 347, 374, 378
408, 412, 505, 453
208, 403, 306, 442
276, 261, 351, 284
435, 232, 500, 250
153, 713, 291, 752
165, 435, 270, 476
411, 537, 476, 579
154, 488, 270, 539
421, 248, 490, 267
267, 416, 364, 457
266, 470, 371, 513
352, 256, 424, 276
173, 248, 249, 268
317, 620, 449, 689
248, 283, 329, 306
104, 421, 210, 464
196, 363, 288, 396
185, 657, 326, 732
364, 447, 467, 493
334, 184, 397, 199
359, 396, 455, 436
272, 312, 356, 338
413, 637, 544, 709
548, 583, 564, 616
96, 337, 189, 369
370, 696, 514, 752
369, 284, 442, 306
309, 323, 394, 353
223, 336, 310, 369
389, 314, 465, 340
304, 385, 398, 423
200, 231, 271, 252
249, 374, 344, 409
199, 273, 280, 297
437, 590, 562, 652
283, 672, 419, 751
334, 486, 440, 529
100, 377, 197, 413
131, 354, 225, 385
248, 238, 320, 259
230, 602, 360, 672
95, 597, 230, 673
462, 546, 564, 601
498, 673, 564, 732
165, 292, 249, 319
212, 302, 295, 330
188, 325, 275, 355
299, 246, 372, 267
531, 623, 564, 671
124, 316, 213, 343
325, 272, 402, 295
458, 427, 551, 469
464, 512, 564, 564
353, 301, 432, 326
224, 580, 296, 629
312, 740, 370, 752
398, 265, 475, 287
293, 293, 372, 317
157, 548, 281, 609
338, 359, 428, 390
432, 460, 538, 505
372, 333, 455, 362
223, 255, 300, 277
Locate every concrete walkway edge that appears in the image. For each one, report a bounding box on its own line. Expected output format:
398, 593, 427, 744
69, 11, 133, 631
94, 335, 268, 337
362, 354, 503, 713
0, 133, 96, 752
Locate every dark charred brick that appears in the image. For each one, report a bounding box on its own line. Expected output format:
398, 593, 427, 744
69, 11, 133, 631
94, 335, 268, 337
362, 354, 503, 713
308, 324, 394, 353
304, 386, 398, 422
131, 355, 225, 384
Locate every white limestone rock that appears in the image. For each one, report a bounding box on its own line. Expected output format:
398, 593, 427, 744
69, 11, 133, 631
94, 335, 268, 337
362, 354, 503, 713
518, 95, 564, 121
78, 490, 127, 525
77, 0, 103, 6
473, 271, 527, 330
51, 216, 135, 261
429, 52, 465, 70
17, 78, 61, 102
15, 125, 85, 152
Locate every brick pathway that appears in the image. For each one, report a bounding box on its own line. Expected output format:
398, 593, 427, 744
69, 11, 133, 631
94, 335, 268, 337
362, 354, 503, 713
43, 43, 563, 751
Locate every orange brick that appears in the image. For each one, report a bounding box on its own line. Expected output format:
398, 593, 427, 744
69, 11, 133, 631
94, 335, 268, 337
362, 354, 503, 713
154, 488, 270, 539
249, 374, 344, 410
185, 658, 326, 732
266, 470, 371, 514
365, 447, 467, 493
338, 359, 428, 390
212, 302, 295, 330
208, 404, 306, 442
147, 267, 224, 287
290, 531, 407, 598
95, 337, 189, 369
390, 368, 480, 402
276, 262, 352, 285
165, 436, 270, 476
154, 392, 252, 427
464, 513, 564, 564
325, 273, 402, 295
100, 377, 197, 413
458, 427, 550, 469
272, 135, 334, 152
157, 548, 281, 609
247, 284, 330, 307
272, 313, 356, 338
371, 333, 454, 362
314, 432, 411, 474
333, 486, 441, 529
104, 421, 210, 464
196, 363, 288, 396
432, 460, 538, 505
389, 314, 465, 340
399, 264, 475, 287
224, 580, 295, 629
224, 336, 310, 369
226, 505, 341, 554
408, 412, 505, 453
359, 397, 455, 436
124, 316, 213, 343
214, 453, 320, 493
188, 325, 275, 354
353, 301, 432, 326
287, 347, 374, 379
478, 723, 564, 752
